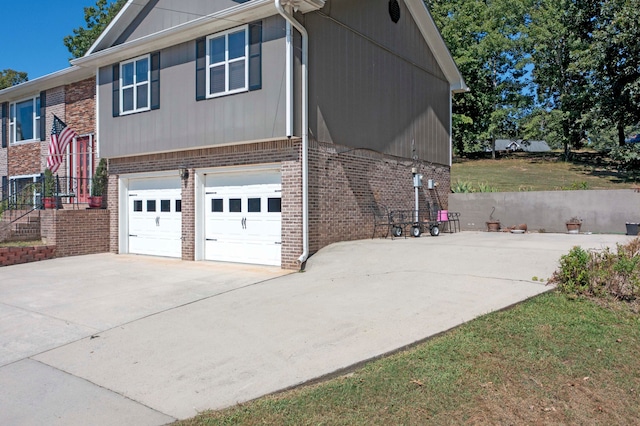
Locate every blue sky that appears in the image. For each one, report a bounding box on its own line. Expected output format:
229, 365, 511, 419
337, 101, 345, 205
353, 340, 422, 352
0, 1, 97, 80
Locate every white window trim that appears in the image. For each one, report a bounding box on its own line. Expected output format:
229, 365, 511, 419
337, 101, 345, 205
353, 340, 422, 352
206, 25, 249, 99
120, 54, 151, 115
9, 95, 40, 145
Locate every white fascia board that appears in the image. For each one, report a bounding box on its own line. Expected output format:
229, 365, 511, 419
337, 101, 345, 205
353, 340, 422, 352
86, 0, 150, 56
404, 0, 468, 94
78, 0, 325, 68
0, 66, 94, 102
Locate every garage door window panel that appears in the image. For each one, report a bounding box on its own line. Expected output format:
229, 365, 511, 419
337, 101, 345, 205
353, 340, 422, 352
268, 198, 281, 213
133, 200, 143, 212
211, 199, 223, 212
176, 200, 182, 212
248, 198, 261, 213
229, 198, 241, 213
147, 200, 156, 212
161, 200, 171, 212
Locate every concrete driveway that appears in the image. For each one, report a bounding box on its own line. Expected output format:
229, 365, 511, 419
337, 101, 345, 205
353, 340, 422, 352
0, 232, 634, 424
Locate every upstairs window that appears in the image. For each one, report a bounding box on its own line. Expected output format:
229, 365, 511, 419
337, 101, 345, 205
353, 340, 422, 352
112, 52, 160, 117
120, 55, 150, 114
207, 26, 249, 98
10, 96, 40, 143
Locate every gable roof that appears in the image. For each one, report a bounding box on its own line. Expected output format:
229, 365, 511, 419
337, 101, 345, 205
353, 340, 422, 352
73, 0, 466, 93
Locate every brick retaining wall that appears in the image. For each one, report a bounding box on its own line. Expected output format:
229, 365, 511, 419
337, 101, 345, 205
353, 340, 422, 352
0, 245, 55, 267
41, 209, 110, 257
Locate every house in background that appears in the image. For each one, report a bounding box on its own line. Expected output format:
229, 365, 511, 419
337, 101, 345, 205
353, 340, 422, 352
0, 68, 112, 256
0, 67, 97, 205
488, 139, 551, 153
66, 0, 466, 269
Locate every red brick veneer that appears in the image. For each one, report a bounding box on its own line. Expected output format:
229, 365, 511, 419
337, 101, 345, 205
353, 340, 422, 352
0, 245, 56, 267
41, 209, 110, 257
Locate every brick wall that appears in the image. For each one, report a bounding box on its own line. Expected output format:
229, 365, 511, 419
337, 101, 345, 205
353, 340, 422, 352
8, 143, 43, 176
44, 87, 66, 172
65, 78, 96, 136
41, 209, 110, 257
307, 140, 451, 254
107, 174, 118, 253
0, 245, 56, 267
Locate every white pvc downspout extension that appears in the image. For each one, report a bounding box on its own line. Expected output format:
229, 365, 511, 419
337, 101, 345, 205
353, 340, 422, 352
275, 0, 309, 264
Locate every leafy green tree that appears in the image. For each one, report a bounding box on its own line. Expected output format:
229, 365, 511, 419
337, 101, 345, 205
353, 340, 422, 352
0, 69, 28, 90
64, 0, 127, 58
427, 0, 535, 157
582, 0, 640, 146
528, 0, 593, 157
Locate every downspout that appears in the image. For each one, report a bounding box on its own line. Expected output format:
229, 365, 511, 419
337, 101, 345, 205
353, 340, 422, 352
275, 0, 309, 265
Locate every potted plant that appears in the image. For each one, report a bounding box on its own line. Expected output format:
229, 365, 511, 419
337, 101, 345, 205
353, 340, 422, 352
486, 207, 500, 232
42, 168, 56, 209
566, 216, 582, 234
89, 158, 107, 209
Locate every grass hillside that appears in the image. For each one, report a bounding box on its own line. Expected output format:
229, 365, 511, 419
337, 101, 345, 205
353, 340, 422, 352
451, 152, 639, 192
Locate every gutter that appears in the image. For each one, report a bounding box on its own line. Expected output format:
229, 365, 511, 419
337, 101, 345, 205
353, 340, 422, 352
275, 0, 310, 265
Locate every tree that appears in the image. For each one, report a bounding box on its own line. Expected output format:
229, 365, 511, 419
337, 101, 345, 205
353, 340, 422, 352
583, 0, 640, 146
0, 69, 28, 90
64, 0, 127, 58
528, 0, 593, 158
426, 0, 535, 157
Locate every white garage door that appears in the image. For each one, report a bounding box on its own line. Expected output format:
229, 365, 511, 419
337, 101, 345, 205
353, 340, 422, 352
204, 170, 281, 266
128, 177, 182, 258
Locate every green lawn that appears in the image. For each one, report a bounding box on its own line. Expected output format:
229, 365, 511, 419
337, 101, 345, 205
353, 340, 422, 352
452, 152, 639, 192
175, 292, 640, 425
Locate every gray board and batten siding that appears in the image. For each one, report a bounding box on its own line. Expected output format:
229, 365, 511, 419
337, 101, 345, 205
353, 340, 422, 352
98, 0, 452, 166
113, 0, 254, 47
98, 14, 288, 158
307, 0, 452, 166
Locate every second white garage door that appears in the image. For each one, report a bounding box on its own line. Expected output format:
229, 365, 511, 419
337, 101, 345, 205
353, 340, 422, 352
204, 170, 281, 266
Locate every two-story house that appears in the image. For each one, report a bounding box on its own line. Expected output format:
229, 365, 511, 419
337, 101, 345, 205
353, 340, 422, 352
0, 67, 98, 209
67, 0, 466, 268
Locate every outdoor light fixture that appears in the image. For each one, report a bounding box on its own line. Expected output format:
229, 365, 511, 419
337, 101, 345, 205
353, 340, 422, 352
179, 167, 189, 180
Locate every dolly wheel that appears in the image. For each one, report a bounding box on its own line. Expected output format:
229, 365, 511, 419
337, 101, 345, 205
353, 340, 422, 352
430, 226, 440, 237
392, 226, 403, 237
412, 226, 421, 237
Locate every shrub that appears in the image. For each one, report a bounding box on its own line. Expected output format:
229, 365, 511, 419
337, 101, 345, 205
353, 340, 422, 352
551, 238, 640, 302
552, 246, 590, 294
451, 180, 475, 193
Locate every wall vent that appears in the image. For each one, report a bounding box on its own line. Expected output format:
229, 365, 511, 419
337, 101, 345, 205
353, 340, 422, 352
389, 0, 401, 23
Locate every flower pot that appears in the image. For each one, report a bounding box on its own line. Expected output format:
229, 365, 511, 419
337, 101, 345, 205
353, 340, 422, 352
626, 223, 639, 236
486, 221, 500, 232
43, 197, 56, 209
566, 222, 581, 234
88, 196, 103, 209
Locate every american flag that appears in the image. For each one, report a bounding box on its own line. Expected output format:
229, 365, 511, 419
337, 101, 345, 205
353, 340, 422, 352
46, 115, 77, 174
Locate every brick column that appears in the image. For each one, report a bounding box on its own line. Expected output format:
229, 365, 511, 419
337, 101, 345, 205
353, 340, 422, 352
181, 169, 195, 260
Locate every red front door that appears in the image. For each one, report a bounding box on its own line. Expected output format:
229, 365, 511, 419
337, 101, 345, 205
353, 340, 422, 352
71, 136, 93, 203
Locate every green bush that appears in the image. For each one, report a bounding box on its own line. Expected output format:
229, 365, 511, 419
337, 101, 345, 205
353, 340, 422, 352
551, 239, 640, 301
451, 180, 475, 193
553, 246, 590, 294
